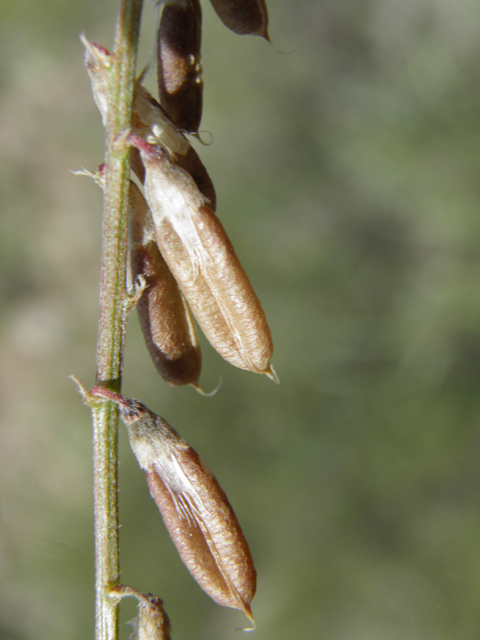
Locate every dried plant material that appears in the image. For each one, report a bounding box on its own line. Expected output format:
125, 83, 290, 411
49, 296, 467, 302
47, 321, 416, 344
110, 585, 172, 640
133, 89, 216, 208
82, 36, 187, 157
133, 85, 191, 158
157, 0, 203, 133
90, 387, 257, 620
82, 37, 216, 208
209, 0, 269, 39
136, 595, 172, 640
130, 135, 276, 380
81, 34, 112, 125
128, 181, 202, 388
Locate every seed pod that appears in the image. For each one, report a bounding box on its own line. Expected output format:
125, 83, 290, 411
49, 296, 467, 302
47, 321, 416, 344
131, 146, 146, 184
128, 181, 202, 388
90, 387, 257, 620
176, 145, 216, 211
208, 0, 269, 39
130, 135, 276, 380
157, 0, 203, 133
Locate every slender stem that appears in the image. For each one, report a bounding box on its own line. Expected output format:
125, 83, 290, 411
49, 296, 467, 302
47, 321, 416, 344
92, 2, 143, 640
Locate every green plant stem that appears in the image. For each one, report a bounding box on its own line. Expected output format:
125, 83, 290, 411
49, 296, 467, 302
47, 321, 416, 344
92, 2, 143, 640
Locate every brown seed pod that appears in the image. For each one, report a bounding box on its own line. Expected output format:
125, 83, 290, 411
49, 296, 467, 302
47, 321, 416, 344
130, 135, 276, 380
128, 181, 202, 388
90, 388, 257, 620
131, 146, 146, 184
176, 144, 216, 211
157, 0, 203, 133
208, 0, 269, 39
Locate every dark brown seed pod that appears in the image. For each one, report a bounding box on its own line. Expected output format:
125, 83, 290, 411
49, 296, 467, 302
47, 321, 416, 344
208, 0, 269, 39
130, 135, 276, 381
90, 387, 257, 620
128, 181, 202, 388
176, 144, 216, 212
131, 146, 146, 184
157, 0, 203, 133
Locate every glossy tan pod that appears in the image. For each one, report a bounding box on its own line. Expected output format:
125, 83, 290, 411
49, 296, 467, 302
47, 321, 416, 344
90, 388, 257, 620
128, 181, 201, 387
130, 135, 275, 379
157, 0, 203, 133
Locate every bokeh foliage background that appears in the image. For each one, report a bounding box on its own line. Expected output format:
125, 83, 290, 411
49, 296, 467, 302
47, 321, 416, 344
2, 0, 480, 638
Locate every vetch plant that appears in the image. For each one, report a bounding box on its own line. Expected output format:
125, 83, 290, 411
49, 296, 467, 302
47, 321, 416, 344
76, 1, 275, 638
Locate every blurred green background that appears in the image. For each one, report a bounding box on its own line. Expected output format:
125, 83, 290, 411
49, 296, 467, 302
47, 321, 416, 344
2, 0, 480, 638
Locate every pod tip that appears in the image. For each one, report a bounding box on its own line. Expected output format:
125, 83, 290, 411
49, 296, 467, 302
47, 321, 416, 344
265, 364, 279, 384
190, 377, 222, 397
237, 603, 256, 631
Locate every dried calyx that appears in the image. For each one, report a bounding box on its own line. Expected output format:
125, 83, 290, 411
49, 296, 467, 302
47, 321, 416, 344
82, 39, 216, 207
90, 386, 257, 621
110, 585, 172, 640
